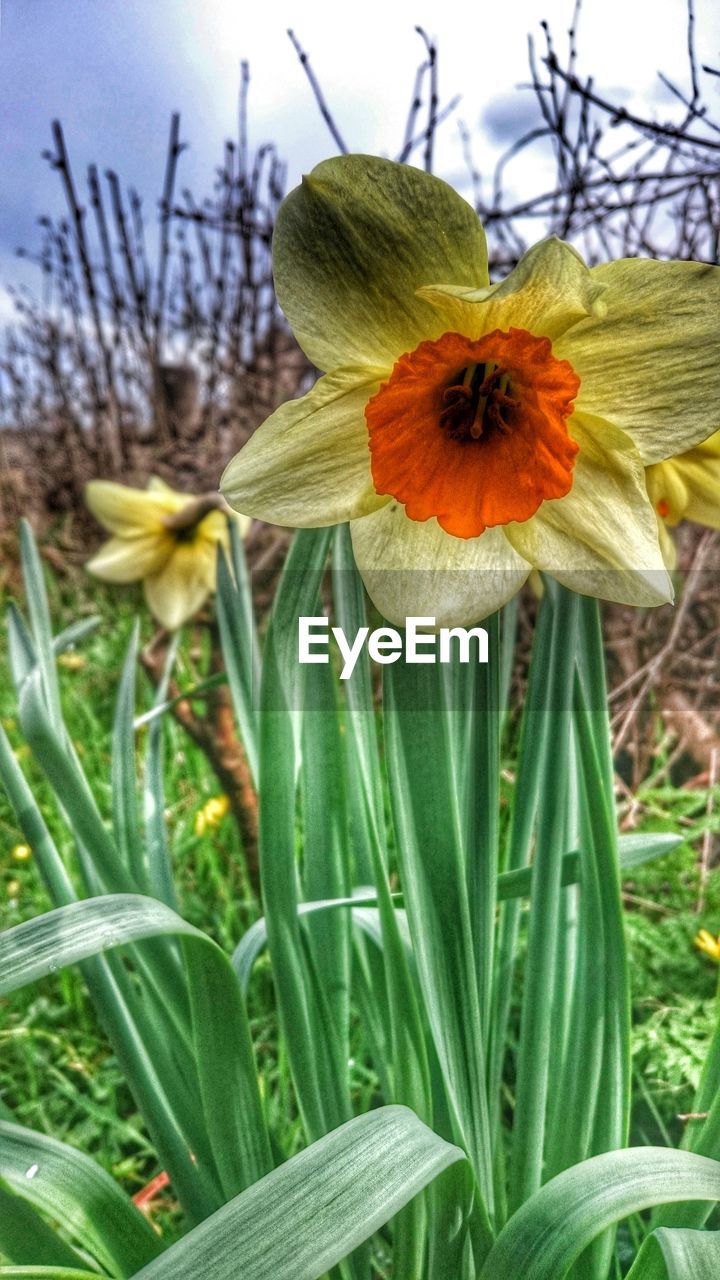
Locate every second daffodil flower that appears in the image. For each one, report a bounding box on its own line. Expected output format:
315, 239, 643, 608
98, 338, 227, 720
220, 155, 720, 626
646, 429, 720, 568
86, 478, 249, 630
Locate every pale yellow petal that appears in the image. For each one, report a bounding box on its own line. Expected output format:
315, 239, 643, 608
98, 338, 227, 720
645, 460, 690, 526
418, 236, 607, 341
143, 540, 217, 630
274, 154, 488, 371
146, 476, 180, 497
673, 457, 720, 529
657, 516, 678, 571
86, 533, 173, 583
556, 259, 720, 463
221, 369, 390, 527
504, 412, 672, 607
350, 503, 530, 627
197, 509, 230, 547
86, 479, 181, 534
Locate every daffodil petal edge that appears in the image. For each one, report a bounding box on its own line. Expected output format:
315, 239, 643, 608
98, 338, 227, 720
557, 258, 720, 463
505, 412, 673, 607
221, 368, 390, 528
350, 504, 531, 627
273, 154, 489, 371
418, 236, 607, 342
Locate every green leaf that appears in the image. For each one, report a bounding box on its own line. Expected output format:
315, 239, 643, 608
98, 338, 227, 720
0, 895, 272, 1204
52, 616, 102, 654
617, 832, 683, 867
257, 527, 351, 1143
509, 586, 580, 1211
0, 1270, 102, 1279
216, 541, 259, 786
232, 896, 411, 994
18, 519, 63, 734
111, 621, 145, 887
142, 633, 179, 908
130, 1107, 465, 1280
628, 1227, 720, 1279
301, 660, 352, 1053
6, 604, 37, 691
0, 1120, 164, 1276
0, 1181, 88, 1272
479, 1147, 720, 1280
384, 655, 494, 1244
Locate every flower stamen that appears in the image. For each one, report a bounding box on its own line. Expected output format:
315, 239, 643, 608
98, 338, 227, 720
439, 362, 520, 442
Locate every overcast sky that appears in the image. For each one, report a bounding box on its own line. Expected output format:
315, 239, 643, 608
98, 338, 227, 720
1, 0, 718, 318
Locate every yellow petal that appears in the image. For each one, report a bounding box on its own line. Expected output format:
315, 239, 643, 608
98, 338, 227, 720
273, 154, 489, 371
221, 368, 390, 527
656, 516, 678, 571
146, 476, 178, 496
504, 413, 673, 607
418, 237, 607, 341
673, 456, 720, 530
86, 533, 173, 583
350, 503, 530, 627
645, 460, 690, 526
86, 480, 182, 534
556, 259, 720, 463
144, 540, 217, 630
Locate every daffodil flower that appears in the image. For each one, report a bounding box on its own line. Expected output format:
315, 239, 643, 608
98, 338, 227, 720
221, 155, 720, 625
86, 478, 249, 630
646, 429, 720, 568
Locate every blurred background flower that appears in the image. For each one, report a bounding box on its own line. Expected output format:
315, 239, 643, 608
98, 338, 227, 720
85, 478, 249, 629
647, 430, 720, 568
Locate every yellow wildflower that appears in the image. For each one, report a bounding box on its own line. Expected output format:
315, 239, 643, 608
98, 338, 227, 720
695, 928, 720, 963
6, 879, 21, 898
86, 478, 250, 631
194, 794, 230, 837
11, 844, 31, 862
221, 155, 720, 626
57, 652, 86, 672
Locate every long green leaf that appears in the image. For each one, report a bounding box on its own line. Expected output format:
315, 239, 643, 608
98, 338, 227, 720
488, 585, 556, 1201
628, 1227, 720, 1279
216, 543, 259, 786
6, 604, 37, 691
479, 1147, 720, 1280
18, 519, 63, 733
0, 1121, 163, 1276
0, 1269, 102, 1279
510, 585, 579, 1210
301, 660, 352, 1054
0, 1270, 101, 1279
0, 1182, 88, 1272
384, 655, 494, 1245
142, 633, 179, 908
258, 527, 351, 1143
111, 621, 145, 887
130, 1107, 464, 1280
0, 895, 272, 1203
